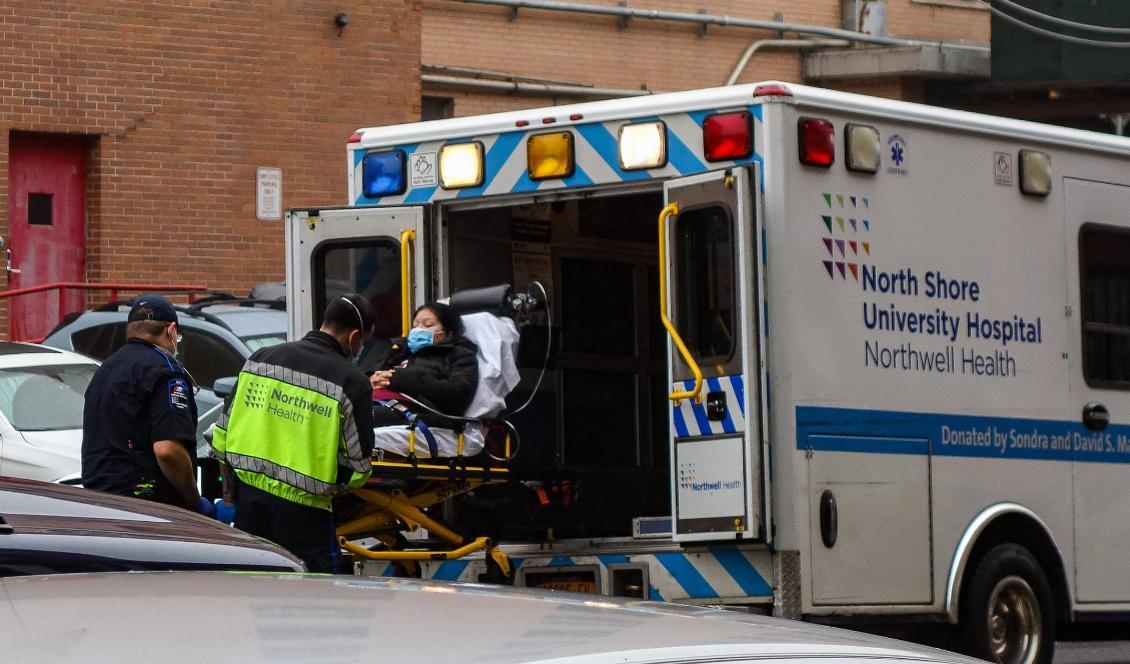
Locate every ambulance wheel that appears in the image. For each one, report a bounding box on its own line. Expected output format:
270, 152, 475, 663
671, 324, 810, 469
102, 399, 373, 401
960, 543, 1055, 664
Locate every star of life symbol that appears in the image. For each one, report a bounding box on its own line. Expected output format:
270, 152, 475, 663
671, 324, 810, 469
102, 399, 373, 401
890, 142, 904, 166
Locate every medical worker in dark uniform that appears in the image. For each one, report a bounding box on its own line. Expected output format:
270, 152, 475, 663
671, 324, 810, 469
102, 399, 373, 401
82, 294, 212, 517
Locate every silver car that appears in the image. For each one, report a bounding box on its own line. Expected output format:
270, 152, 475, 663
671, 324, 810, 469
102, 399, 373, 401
0, 572, 984, 663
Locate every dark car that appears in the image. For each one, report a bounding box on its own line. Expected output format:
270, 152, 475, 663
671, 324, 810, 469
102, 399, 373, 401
0, 476, 304, 576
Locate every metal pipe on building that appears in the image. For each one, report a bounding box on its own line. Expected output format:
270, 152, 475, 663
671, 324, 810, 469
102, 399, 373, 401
726, 39, 851, 86
456, 0, 989, 52
422, 73, 653, 98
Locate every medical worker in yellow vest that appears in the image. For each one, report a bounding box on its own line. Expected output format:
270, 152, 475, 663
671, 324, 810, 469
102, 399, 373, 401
210, 294, 377, 572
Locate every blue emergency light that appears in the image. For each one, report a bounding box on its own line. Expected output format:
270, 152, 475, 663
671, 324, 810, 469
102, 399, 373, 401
362, 150, 407, 197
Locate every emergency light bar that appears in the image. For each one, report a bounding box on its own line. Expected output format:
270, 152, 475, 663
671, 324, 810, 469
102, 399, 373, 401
618, 121, 667, 170
362, 150, 407, 197
440, 142, 485, 189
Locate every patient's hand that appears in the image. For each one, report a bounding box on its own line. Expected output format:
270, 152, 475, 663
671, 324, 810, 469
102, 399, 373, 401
371, 370, 395, 389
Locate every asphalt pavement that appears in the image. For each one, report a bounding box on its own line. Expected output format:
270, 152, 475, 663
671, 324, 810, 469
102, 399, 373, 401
1055, 641, 1130, 663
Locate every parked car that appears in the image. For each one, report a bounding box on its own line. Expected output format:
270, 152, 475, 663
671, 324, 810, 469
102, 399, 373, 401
42, 295, 288, 430
0, 342, 100, 481
0, 476, 304, 576
0, 571, 981, 663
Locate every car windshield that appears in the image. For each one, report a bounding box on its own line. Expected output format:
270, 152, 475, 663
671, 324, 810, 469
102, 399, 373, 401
241, 333, 286, 352
0, 364, 95, 431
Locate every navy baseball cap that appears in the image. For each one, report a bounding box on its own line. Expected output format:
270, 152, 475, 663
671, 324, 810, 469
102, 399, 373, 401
128, 294, 179, 324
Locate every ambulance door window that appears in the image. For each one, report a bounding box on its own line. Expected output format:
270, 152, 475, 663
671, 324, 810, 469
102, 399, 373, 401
674, 205, 736, 365
312, 238, 402, 367
1080, 225, 1130, 388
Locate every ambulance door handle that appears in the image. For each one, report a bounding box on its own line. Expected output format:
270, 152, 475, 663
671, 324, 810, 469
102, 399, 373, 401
658, 203, 703, 404
819, 490, 838, 548
399, 228, 416, 337
1082, 402, 1109, 432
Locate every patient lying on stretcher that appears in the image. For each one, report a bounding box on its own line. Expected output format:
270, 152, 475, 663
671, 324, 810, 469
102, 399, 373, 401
368, 302, 519, 459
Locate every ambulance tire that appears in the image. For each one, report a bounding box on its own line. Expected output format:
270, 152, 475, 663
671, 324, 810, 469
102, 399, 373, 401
959, 543, 1055, 664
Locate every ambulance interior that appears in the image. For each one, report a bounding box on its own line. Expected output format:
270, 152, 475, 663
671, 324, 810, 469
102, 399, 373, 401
441, 189, 670, 540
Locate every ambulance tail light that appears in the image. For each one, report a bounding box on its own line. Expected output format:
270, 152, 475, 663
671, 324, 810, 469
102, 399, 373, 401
361, 150, 407, 197
703, 111, 753, 162
618, 121, 667, 170
798, 117, 835, 168
439, 142, 485, 189
527, 131, 575, 180
1019, 149, 1051, 196
845, 123, 880, 174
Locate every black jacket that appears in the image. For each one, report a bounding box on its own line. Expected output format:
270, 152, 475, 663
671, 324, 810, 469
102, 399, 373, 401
378, 336, 479, 420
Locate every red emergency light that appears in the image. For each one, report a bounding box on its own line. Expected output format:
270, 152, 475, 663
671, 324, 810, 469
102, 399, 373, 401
798, 117, 835, 168
702, 111, 753, 162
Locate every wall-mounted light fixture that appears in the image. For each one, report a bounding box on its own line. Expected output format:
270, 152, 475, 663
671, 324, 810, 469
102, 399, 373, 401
334, 12, 349, 35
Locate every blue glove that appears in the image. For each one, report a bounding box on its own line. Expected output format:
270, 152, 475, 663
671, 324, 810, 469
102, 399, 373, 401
196, 495, 216, 518
213, 498, 236, 524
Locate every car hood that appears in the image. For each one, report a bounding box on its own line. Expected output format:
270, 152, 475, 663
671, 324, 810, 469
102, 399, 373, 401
0, 573, 984, 664
16, 429, 81, 459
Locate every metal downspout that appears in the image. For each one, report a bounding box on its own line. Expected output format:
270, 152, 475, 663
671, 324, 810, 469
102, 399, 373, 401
725, 39, 851, 86
456, 0, 989, 52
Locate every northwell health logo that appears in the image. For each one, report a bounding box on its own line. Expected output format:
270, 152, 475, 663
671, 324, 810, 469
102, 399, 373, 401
820, 192, 873, 282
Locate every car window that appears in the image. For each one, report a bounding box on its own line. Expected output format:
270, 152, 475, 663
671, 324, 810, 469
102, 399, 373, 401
179, 329, 244, 389
241, 333, 286, 352
70, 322, 127, 360
0, 364, 95, 431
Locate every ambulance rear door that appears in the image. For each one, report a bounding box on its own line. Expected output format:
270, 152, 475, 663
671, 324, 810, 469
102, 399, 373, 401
662, 167, 766, 543
286, 206, 426, 349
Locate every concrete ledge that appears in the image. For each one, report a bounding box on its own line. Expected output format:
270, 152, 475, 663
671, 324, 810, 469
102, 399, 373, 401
804, 44, 990, 81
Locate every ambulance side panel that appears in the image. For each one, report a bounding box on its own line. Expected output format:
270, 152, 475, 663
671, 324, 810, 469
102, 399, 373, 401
766, 103, 1081, 614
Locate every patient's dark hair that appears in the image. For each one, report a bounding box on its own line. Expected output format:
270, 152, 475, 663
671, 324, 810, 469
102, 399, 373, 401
323, 293, 377, 336
417, 302, 463, 337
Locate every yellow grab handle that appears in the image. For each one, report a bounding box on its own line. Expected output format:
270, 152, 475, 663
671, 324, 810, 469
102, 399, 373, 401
399, 228, 416, 337
658, 203, 703, 404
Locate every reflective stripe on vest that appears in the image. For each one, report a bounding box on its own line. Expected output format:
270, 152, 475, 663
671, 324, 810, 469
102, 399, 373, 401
211, 360, 370, 502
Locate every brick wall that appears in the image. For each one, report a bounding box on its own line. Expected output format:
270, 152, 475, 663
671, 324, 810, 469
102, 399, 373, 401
0, 1, 421, 332
422, 0, 988, 116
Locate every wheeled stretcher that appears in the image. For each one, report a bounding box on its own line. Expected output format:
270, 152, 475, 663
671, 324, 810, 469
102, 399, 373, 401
336, 309, 525, 577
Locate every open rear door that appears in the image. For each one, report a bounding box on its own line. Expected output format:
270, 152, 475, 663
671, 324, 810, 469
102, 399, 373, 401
286, 206, 425, 352
662, 168, 765, 543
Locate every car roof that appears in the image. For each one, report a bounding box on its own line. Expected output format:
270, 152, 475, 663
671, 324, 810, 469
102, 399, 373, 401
0, 573, 980, 663
0, 477, 303, 572
45, 301, 286, 344
194, 303, 287, 339
0, 342, 98, 370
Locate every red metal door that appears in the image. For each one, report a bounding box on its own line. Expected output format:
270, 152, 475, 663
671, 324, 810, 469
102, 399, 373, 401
8, 134, 87, 340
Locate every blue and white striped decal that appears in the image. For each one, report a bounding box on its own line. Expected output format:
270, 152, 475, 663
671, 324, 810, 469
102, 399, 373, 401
672, 375, 746, 438
410, 546, 772, 602
353, 106, 764, 206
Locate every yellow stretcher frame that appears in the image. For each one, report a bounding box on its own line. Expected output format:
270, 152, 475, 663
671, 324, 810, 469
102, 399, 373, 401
336, 458, 512, 578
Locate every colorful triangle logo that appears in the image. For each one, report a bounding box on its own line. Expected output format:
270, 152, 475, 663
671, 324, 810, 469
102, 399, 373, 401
850, 196, 857, 207
836, 195, 845, 208
848, 263, 859, 280
835, 239, 845, 256
823, 260, 834, 279
823, 238, 833, 256
836, 217, 845, 231
863, 219, 870, 231
836, 262, 846, 279
863, 198, 869, 208
822, 215, 832, 232
863, 242, 871, 255
849, 240, 857, 255
823, 193, 832, 207
849, 218, 857, 232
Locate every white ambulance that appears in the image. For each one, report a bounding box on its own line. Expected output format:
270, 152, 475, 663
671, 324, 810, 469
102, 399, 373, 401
286, 82, 1130, 664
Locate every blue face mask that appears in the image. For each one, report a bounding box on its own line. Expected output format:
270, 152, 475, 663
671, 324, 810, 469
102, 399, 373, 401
407, 328, 434, 354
